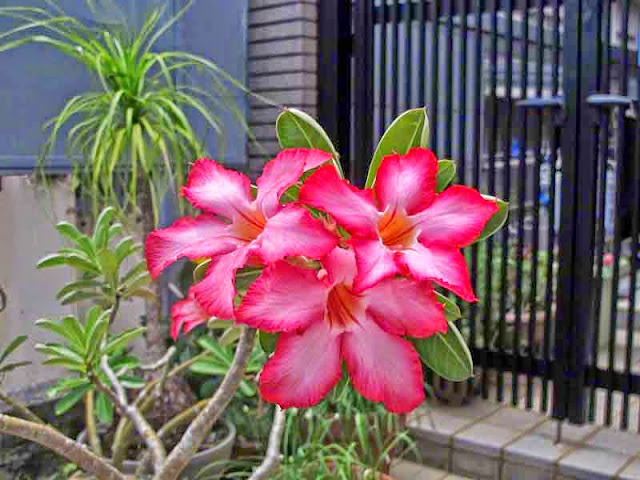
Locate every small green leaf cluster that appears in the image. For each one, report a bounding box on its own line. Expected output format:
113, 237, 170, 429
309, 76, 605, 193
36, 305, 145, 420
0, 336, 30, 379
37, 207, 152, 306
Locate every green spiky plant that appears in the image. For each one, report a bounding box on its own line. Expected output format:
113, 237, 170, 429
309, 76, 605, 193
0, 0, 264, 354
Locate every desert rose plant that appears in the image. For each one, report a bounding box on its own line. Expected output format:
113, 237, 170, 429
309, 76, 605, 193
0, 108, 506, 480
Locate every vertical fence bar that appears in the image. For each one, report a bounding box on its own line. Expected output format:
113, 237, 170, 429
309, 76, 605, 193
379, 0, 387, 138
469, 0, 484, 360
318, 0, 352, 170
525, 0, 546, 411
588, 0, 612, 424
353, 0, 374, 186
541, 0, 561, 414
404, 0, 412, 110
482, 0, 499, 400
418, 0, 426, 106
498, 0, 514, 404
458, 0, 469, 182
444, 0, 454, 157
429, 0, 440, 152
605, 0, 630, 427
513, 0, 530, 406
391, 0, 399, 118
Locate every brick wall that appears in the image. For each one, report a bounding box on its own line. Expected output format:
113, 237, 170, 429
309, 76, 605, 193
247, 0, 319, 174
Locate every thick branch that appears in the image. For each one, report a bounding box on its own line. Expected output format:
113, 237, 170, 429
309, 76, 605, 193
0, 414, 126, 480
97, 356, 166, 471
84, 391, 102, 455
153, 327, 257, 480
249, 406, 286, 480
0, 391, 44, 424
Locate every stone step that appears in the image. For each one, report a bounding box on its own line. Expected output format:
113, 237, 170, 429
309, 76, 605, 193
390, 460, 471, 480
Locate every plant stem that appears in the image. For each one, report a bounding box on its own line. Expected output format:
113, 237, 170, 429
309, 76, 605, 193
84, 390, 102, 456
95, 356, 166, 472
153, 327, 256, 480
110, 351, 209, 467
0, 413, 127, 480
249, 406, 286, 480
0, 391, 44, 424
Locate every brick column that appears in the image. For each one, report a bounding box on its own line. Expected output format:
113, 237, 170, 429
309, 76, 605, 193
247, 0, 319, 174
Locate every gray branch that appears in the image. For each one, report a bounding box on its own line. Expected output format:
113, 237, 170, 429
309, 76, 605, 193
249, 406, 286, 480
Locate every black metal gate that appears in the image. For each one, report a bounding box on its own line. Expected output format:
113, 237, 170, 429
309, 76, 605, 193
318, 0, 640, 431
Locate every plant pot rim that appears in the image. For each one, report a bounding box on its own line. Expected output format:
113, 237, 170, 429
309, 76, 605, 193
121, 417, 236, 471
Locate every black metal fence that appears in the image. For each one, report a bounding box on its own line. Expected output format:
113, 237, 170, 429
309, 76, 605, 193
318, 0, 640, 431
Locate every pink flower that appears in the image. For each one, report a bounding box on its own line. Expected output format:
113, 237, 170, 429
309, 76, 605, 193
299, 148, 498, 300
146, 149, 339, 320
170, 292, 210, 340
236, 247, 447, 413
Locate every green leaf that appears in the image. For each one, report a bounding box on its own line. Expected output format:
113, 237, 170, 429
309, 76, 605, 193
219, 326, 242, 347
95, 390, 113, 424
436, 160, 456, 192
54, 385, 90, 415
63, 253, 101, 274
193, 258, 211, 283
114, 236, 136, 264
85, 318, 109, 362
55, 221, 83, 244
92, 207, 116, 249
434, 292, 461, 321
474, 196, 509, 243
56, 280, 102, 300
276, 108, 343, 177
412, 321, 473, 382
35, 343, 85, 365
207, 319, 233, 330
98, 250, 118, 286
366, 107, 430, 187
189, 361, 229, 376
102, 327, 146, 356
259, 331, 278, 355
0, 335, 27, 365
37, 253, 68, 269
59, 290, 103, 306
197, 336, 221, 354
118, 375, 145, 389
0, 361, 31, 374
47, 377, 90, 397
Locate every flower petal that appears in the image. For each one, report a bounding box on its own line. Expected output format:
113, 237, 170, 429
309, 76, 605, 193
181, 158, 253, 220
236, 261, 328, 333
374, 148, 438, 214
299, 165, 379, 235
145, 214, 239, 279
365, 278, 447, 338
398, 243, 476, 302
321, 246, 358, 287
259, 321, 342, 409
351, 237, 400, 292
413, 185, 499, 247
256, 205, 338, 263
170, 293, 209, 340
191, 247, 251, 319
342, 318, 425, 413
255, 150, 306, 217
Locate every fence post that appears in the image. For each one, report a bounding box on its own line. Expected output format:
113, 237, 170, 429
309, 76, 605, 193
318, 0, 352, 176
553, 0, 601, 424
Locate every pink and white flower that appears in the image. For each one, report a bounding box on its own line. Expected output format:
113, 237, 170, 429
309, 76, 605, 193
145, 148, 338, 320
236, 247, 447, 413
299, 147, 498, 300
170, 292, 210, 340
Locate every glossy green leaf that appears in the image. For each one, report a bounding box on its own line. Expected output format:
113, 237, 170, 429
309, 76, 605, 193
474, 196, 509, 243
219, 325, 242, 347
56, 280, 102, 300
190, 361, 229, 376
118, 375, 145, 389
55, 221, 83, 244
276, 108, 343, 177
436, 160, 456, 192
193, 258, 211, 283
413, 321, 473, 382
366, 107, 430, 187
434, 292, 461, 321
92, 207, 116, 249
114, 236, 136, 264
259, 330, 278, 355
37, 253, 68, 269
35, 343, 85, 365
47, 377, 90, 397
0, 335, 27, 365
54, 385, 90, 416
0, 361, 30, 374
102, 327, 146, 356
59, 290, 103, 306
95, 390, 113, 424
207, 319, 233, 330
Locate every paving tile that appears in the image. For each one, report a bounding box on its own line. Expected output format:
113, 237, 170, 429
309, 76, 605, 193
408, 405, 477, 445
389, 459, 449, 480
503, 430, 572, 468
531, 419, 600, 445
412, 437, 451, 470
453, 422, 520, 457
451, 449, 500, 479
618, 459, 640, 480
558, 445, 632, 480
585, 428, 640, 456
502, 461, 554, 480
483, 406, 546, 431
